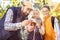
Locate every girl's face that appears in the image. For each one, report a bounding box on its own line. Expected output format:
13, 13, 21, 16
32, 10, 41, 26
32, 10, 40, 19
41, 7, 50, 17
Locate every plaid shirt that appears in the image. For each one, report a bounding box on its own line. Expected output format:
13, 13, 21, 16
4, 9, 22, 31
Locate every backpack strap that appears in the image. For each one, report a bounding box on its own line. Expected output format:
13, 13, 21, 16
51, 16, 55, 29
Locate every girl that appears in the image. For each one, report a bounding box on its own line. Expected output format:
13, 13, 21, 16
27, 9, 45, 40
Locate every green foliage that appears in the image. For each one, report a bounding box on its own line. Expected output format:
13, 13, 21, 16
0, 0, 19, 19
0, 8, 6, 19
33, 3, 41, 10
56, 15, 60, 26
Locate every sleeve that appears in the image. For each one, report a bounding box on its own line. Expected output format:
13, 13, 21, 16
4, 9, 22, 31
54, 18, 60, 40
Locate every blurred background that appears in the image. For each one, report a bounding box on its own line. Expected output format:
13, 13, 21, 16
0, 0, 60, 26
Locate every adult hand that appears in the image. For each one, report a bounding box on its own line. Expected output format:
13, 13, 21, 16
21, 20, 30, 26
